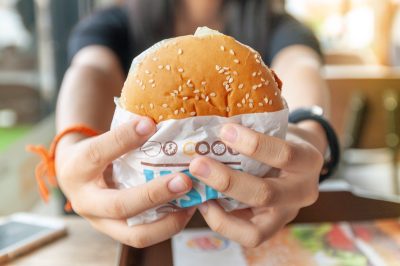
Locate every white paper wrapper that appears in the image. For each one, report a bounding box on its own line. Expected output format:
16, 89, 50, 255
111, 99, 288, 226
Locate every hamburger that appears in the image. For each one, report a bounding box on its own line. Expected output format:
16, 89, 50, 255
120, 27, 285, 123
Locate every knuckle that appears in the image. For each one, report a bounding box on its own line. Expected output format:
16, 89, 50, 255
85, 141, 103, 166
127, 232, 150, 248
253, 181, 275, 207
141, 186, 163, 206
277, 143, 296, 168
248, 133, 263, 157
243, 229, 264, 248
305, 184, 319, 206
214, 171, 233, 193
210, 219, 227, 235
111, 195, 130, 219
112, 126, 130, 150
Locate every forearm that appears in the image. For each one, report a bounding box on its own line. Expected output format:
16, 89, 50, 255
56, 46, 124, 146
272, 45, 329, 153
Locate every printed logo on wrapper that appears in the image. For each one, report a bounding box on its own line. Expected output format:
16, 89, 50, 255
186, 234, 229, 252
111, 98, 288, 226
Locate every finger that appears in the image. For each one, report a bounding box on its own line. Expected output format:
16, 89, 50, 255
219, 123, 307, 171
198, 201, 264, 248
250, 207, 299, 241
71, 173, 192, 219
89, 208, 196, 248
77, 117, 156, 173
190, 156, 282, 207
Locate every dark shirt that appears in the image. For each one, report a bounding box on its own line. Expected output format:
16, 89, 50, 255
68, 6, 321, 76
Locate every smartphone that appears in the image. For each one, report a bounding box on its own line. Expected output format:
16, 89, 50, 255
0, 213, 67, 263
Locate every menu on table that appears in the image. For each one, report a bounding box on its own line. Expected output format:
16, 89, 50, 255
172, 218, 400, 266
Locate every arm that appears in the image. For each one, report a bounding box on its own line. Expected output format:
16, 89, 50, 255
272, 44, 329, 153
55, 46, 195, 248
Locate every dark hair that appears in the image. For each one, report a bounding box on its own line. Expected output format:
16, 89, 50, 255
127, 0, 274, 56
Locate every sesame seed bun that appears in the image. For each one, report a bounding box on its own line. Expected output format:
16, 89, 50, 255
120, 27, 285, 123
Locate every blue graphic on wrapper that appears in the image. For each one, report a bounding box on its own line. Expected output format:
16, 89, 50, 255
143, 168, 242, 207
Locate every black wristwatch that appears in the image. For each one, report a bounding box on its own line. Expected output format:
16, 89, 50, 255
288, 106, 340, 182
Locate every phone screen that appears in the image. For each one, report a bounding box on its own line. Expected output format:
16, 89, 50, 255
0, 221, 52, 251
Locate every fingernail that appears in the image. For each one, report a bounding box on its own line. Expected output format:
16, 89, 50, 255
168, 175, 188, 193
135, 119, 154, 136
192, 160, 210, 178
198, 203, 208, 214
221, 125, 237, 143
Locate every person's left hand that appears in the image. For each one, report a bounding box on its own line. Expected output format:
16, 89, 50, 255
189, 123, 324, 248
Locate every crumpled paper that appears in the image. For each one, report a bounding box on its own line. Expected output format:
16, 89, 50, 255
111, 99, 288, 226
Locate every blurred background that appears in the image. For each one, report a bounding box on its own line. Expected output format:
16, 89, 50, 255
0, 0, 399, 216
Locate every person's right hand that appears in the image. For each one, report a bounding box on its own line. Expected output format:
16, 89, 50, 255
55, 117, 195, 248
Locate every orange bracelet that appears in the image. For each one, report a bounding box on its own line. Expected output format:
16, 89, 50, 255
26, 125, 99, 212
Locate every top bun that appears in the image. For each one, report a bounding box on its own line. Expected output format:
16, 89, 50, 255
120, 27, 285, 123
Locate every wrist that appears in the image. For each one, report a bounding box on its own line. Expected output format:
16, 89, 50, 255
296, 120, 328, 154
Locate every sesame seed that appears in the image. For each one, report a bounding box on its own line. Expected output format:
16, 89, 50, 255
205, 96, 210, 102
237, 103, 242, 108
265, 80, 270, 86
264, 97, 269, 104
261, 78, 266, 82
257, 71, 262, 76
178, 68, 184, 73
242, 98, 246, 104
150, 103, 154, 109
226, 75, 231, 81
226, 107, 230, 112
256, 59, 261, 64
158, 65, 163, 69
162, 103, 168, 108
254, 54, 258, 59
178, 85, 183, 92
234, 59, 240, 64
193, 89, 200, 93
178, 48, 183, 55
249, 99, 254, 103
226, 87, 232, 92
174, 110, 179, 115
238, 83, 244, 89
252, 85, 258, 90
223, 67, 230, 70
173, 90, 179, 95
159, 115, 163, 120
218, 69, 225, 74
258, 83, 262, 88
151, 84, 156, 88
269, 100, 273, 105
275, 91, 278, 96
249, 103, 254, 108
233, 71, 238, 75
225, 84, 230, 90
210, 92, 216, 97
252, 72, 257, 77
180, 107, 185, 113
258, 102, 264, 107
216, 65, 221, 71
201, 81, 207, 86
228, 77, 234, 83
170, 93, 176, 97
187, 83, 193, 88
195, 95, 200, 100
149, 79, 155, 84
145, 70, 151, 74
220, 45, 225, 51
165, 65, 171, 71
229, 49, 235, 55
245, 93, 250, 99
224, 71, 231, 75
190, 112, 196, 116
201, 93, 206, 99
223, 81, 228, 86
183, 96, 188, 101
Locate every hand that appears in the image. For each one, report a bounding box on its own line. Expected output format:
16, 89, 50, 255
189, 123, 323, 247
56, 117, 195, 248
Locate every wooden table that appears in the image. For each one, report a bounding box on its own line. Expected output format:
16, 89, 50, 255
9, 216, 120, 266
